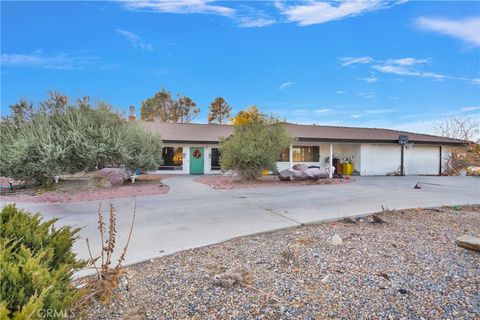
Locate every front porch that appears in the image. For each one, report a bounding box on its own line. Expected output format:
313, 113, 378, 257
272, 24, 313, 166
277, 142, 361, 178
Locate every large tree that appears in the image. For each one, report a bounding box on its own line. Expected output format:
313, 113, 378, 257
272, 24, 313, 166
208, 97, 231, 124
140, 89, 199, 123
231, 105, 279, 125
1, 92, 164, 185
140, 89, 174, 122
220, 107, 291, 180
173, 95, 200, 123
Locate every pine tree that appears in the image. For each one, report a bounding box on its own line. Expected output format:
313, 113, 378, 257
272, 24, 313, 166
208, 97, 231, 124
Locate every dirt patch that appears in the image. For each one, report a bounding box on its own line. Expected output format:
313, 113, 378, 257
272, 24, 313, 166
194, 175, 351, 189
1, 175, 169, 203
86, 205, 480, 319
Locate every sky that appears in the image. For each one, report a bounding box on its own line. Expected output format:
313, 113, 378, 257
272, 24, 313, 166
1, 0, 479, 134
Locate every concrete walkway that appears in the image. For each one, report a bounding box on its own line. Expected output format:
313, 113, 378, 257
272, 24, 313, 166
3, 175, 479, 269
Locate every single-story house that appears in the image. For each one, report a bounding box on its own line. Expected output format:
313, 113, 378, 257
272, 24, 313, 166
139, 120, 464, 177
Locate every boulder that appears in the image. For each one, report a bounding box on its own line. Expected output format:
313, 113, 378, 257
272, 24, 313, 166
278, 169, 307, 181
456, 235, 480, 251
278, 169, 292, 181
292, 163, 309, 172
94, 168, 129, 188
304, 167, 328, 180
290, 169, 307, 181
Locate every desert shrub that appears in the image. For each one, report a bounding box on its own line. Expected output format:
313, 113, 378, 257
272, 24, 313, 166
220, 121, 292, 180
0, 204, 86, 319
0, 93, 163, 185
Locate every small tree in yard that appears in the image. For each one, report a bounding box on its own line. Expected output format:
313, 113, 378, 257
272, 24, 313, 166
220, 108, 292, 180
208, 97, 231, 124
435, 117, 480, 174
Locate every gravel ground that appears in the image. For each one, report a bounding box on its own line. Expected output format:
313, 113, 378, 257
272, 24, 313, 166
86, 205, 479, 319
1, 175, 169, 203
194, 175, 350, 190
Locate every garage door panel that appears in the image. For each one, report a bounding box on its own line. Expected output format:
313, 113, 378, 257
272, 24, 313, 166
362, 144, 401, 175
405, 146, 440, 175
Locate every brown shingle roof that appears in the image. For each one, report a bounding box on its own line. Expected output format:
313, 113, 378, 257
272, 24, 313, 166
139, 121, 464, 145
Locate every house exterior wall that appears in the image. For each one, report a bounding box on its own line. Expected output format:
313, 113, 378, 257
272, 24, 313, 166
151, 142, 452, 176
153, 143, 221, 175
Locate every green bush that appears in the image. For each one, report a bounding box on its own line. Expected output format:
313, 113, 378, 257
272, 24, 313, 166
0, 94, 164, 185
220, 121, 292, 180
0, 204, 86, 319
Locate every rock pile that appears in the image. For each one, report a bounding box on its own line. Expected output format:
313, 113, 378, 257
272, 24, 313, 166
279, 164, 333, 181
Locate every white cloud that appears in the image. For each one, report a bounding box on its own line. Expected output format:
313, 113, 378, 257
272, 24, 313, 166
461, 106, 480, 111
372, 64, 445, 80
358, 92, 376, 99
122, 0, 234, 16
385, 58, 429, 66
236, 17, 275, 28
362, 74, 378, 83
116, 29, 154, 51
416, 17, 480, 46
278, 0, 402, 26
336, 90, 346, 94
315, 108, 333, 113
279, 81, 294, 90
340, 55, 479, 84
340, 56, 374, 67
351, 114, 363, 119
1, 51, 99, 70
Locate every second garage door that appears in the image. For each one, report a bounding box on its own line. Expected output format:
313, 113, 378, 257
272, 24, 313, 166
405, 145, 440, 175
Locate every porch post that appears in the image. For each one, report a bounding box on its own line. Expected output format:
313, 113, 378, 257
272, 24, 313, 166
289, 143, 293, 170
329, 143, 333, 179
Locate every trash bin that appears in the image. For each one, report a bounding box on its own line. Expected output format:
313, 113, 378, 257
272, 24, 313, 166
342, 163, 353, 175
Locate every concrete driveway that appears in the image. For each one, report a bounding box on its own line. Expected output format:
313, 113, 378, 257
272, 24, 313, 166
4, 175, 479, 269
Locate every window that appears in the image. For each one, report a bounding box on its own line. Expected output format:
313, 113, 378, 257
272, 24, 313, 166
211, 148, 221, 170
159, 147, 183, 170
278, 148, 289, 162
278, 146, 319, 162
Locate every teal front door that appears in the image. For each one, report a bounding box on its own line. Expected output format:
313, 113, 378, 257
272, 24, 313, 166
190, 147, 204, 174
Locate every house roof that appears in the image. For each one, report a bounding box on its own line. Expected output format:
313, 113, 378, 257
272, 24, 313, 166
139, 121, 464, 145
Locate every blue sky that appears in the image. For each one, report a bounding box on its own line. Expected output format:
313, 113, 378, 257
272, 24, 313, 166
1, 0, 479, 134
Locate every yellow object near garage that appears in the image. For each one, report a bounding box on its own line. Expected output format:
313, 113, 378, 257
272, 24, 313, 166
262, 169, 270, 176
342, 163, 353, 175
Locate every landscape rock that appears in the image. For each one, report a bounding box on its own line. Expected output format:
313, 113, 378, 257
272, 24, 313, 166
213, 271, 244, 288
292, 163, 309, 172
94, 168, 129, 188
278, 169, 306, 181
456, 235, 480, 251
290, 169, 307, 181
331, 234, 343, 245
372, 215, 387, 224
279, 167, 329, 181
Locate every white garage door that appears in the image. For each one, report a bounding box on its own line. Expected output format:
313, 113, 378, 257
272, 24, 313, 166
405, 146, 440, 175
362, 144, 401, 175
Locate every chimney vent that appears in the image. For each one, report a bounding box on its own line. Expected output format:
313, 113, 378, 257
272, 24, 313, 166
128, 106, 137, 122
